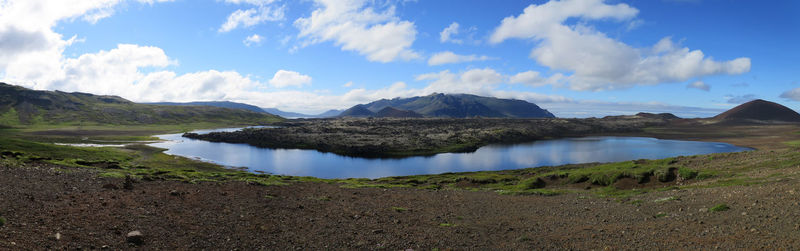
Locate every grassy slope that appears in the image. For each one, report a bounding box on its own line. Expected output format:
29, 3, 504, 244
0, 83, 282, 127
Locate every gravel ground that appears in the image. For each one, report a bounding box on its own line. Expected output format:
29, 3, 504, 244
2, 161, 800, 250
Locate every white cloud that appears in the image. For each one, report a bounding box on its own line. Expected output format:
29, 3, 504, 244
725, 94, 758, 104
268, 70, 312, 88
343, 81, 353, 87
413, 68, 569, 104
490, 0, 751, 91
293, 0, 420, 63
543, 100, 725, 118
509, 70, 561, 87
223, 0, 276, 4
0, 0, 174, 89
427, 51, 492, 66
687, 80, 710, 91
243, 34, 264, 46
218, 4, 285, 33
439, 22, 461, 44
780, 88, 800, 101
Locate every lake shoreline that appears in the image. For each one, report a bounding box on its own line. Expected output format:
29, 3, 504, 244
183, 116, 673, 158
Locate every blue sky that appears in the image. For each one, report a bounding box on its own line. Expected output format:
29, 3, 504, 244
1, 0, 798, 117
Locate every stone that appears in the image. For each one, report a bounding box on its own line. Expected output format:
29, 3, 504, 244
126, 231, 144, 245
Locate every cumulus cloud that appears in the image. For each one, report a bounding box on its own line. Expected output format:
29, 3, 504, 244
243, 34, 264, 46
687, 80, 710, 91
439, 22, 462, 44
413, 68, 570, 104
0, 0, 175, 88
427, 51, 492, 66
489, 0, 751, 91
218, 4, 285, 33
509, 70, 565, 87
293, 0, 420, 63
544, 100, 725, 118
268, 70, 312, 88
725, 94, 758, 104
780, 88, 800, 101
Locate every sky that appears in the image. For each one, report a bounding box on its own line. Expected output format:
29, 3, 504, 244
0, 0, 798, 118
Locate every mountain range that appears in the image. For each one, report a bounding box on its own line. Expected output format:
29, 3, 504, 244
4, 82, 800, 125
338, 93, 555, 118
0, 83, 280, 126
149, 101, 342, 118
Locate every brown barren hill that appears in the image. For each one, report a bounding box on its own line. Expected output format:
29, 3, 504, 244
713, 99, 800, 123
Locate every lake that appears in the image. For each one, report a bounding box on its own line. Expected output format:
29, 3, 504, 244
149, 128, 751, 179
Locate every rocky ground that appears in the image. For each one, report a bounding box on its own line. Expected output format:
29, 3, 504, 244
1, 159, 800, 250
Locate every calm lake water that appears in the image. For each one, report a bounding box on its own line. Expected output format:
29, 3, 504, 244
149, 128, 750, 179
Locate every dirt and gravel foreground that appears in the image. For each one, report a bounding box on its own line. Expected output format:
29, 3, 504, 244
2, 161, 800, 250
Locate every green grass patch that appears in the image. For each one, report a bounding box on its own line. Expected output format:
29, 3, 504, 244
677, 167, 698, 179
438, 223, 455, 227
98, 172, 127, 179
0, 216, 5, 227
709, 203, 730, 212
391, 207, 408, 212
784, 140, 800, 148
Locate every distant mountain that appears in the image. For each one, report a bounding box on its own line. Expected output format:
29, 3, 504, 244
375, 107, 423, 118
148, 101, 266, 114
338, 104, 376, 117
713, 99, 800, 123
316, 109, 343, 118
262, 108, 343, 118
635, 112, 680, 120
0, 83, 281, 126
261, 108, 308, 118
340, 93, 555, 118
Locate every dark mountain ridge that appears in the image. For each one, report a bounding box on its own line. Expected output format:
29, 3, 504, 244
340, 93, 555, 118
375, 107, 423, 118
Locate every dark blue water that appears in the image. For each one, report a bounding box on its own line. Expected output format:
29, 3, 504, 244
149, 128, 750, 179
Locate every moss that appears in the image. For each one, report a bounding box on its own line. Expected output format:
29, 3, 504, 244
709, 203, 730, 212
391, 207, 408, 212
517, 177, 545, 190
0, 216, 5, 227
677, 167, 698, 179
98, 172, 127, 179
784, 140, 800, 148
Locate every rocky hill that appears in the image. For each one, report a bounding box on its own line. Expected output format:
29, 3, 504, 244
712, 99, 800, 123
340, 93, 555, 118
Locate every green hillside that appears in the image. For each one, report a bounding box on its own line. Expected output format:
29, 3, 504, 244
0, 82, 282, 127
